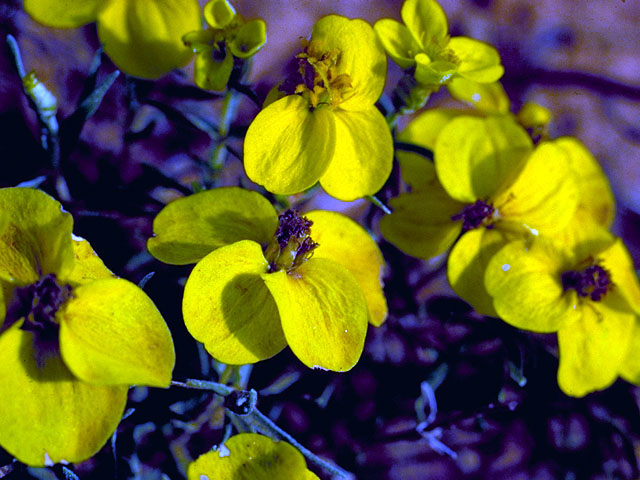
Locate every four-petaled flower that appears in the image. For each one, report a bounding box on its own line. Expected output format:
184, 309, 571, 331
148, 187, 387, 371
182, 0, 267, 91
0, 188, 175, 466
243, 15, 393, 201
485, 231, 640, 397
374, 0, 503, 88
24, 0, 200, 79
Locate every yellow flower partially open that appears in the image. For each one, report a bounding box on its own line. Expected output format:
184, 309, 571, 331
148, 187, 387, 371
243, 15, 392, 201
182, 0, 267, 91
187, 433, 319, 480
0, 187, 175, 466
24, 0, 201, 79
485, 233, 640, 397
374, 0, 503, 88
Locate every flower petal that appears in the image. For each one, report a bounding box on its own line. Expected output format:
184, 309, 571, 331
305, 210, 387, 327
447, 37, 504, 83
555, 137, 615, 228
373, 19, 419, 68
494, 141, 578, 235
262, 258, 368, 372
0, 188, 74, 285
448, 228, 507, 316
97, 0, 200, 79
485, 239, 580, 332
23, 0, 102, 28
194, 45, 234, 91
58, 278, 175, 387
319, 106, 393, 201
187, 433, 319, 480
229, 19, 267, 59
435, 116, 532, 202
203, 0, 236, 29
0, 324, 127, 466
447, 78, 510, 114
380, 188, 463, 260
182, 240, 286, 365
311, 15, 387, 110
62, 236, 114, 286
148, 187, 278, 265
401, 0, 448, 47
244, 96, 336, 195
557, 292, 634, 397
599, 238, 640, 314
620, 318, 640, 385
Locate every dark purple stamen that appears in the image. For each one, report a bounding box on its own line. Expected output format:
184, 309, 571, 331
561, 264, 612, 301
275, 209, 314, 249
451, 200, 494, 232
5, 273, 71, 340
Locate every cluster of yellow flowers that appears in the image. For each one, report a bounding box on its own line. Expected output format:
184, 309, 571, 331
13, 0, 640, 477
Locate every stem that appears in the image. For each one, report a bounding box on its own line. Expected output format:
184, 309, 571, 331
171, 379, 233, 397
394, 141, 434, 161
366, 195, 391, 215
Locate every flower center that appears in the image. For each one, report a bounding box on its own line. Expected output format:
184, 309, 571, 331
451, 200, 495, 232
279, 39, 352, 110
561, 263, 612, 302
264, 210, 319, 273
4, 273, 72, 340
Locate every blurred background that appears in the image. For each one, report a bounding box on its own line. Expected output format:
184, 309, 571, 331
1, 1, 640, 479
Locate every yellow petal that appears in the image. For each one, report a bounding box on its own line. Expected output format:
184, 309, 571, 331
494, 141, 578, 235
203, 0, 236, 29
244, 96, 336, 195
305, 210, 387, 326
58, 278, 175, 387
23, 0, 102, 28
448, 228, 507, 316
148, 187, 278, 265
187, 433, 320, 480
97, 0, 200, 79
434, 116, 532, 202
0, 188, 74, 285
0, 324, 127, 466
557, 292, 634, 397
262, 258, 368, 372
311, 15, 387, 110
620, 318, 640, 385
229, 19, 267, 59
380, 188, 463, 260
554, 137, 615, 228
194, 46, 234, 91
62, 236, 114, 286
485, 239, 580, 332
447, 78, 510, 114
447, 37, 504, 83
182, 240, 286, 365
599, 238, 640, 314
373, 19, 419, 69
319, 106, 393, 201
401, 0, 448, 47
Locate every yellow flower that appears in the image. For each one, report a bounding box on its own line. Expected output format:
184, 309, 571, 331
187, 433, 319, 480
182, 0, 267, 91
374, 0, 503, 88
0, 188, 174, 466
381, 115, 581, 314
243, 15, 393, 202
148, 187, 387, 371
23, 0, 200, 79
485, 231, 640, 397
